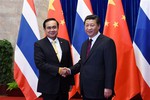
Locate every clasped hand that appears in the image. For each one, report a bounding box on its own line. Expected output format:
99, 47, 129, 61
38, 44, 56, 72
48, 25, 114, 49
59, 67, 71, 77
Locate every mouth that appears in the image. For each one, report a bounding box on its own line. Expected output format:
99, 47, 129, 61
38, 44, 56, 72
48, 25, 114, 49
87, 31, 93, 34
48, 32, 56, 35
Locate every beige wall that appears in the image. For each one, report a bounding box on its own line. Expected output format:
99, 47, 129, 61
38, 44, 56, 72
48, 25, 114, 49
0, 0, 49, 47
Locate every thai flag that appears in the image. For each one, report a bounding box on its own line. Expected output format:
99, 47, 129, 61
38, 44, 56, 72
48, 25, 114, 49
133, 0, 150, 99
71, 0, 93, 92
14, 0, 41, 100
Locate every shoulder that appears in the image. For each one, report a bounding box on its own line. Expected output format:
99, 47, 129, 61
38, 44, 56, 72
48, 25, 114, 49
35, 37, 48, 45
58, 37, 68, 42
99, 34, 115, 43
82, 39, 89, 47
58, 37, 69, 44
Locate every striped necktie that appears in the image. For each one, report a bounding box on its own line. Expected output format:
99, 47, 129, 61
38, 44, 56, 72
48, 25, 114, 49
52, 40, 60, 61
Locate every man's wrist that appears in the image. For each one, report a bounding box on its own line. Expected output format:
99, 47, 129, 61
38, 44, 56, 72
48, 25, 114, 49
58, 67, 61, 74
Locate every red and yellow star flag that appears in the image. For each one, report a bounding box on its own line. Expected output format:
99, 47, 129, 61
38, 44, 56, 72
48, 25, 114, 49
48, 0, 69, 41
48, 0, 76, 99
103, 0, 140, 99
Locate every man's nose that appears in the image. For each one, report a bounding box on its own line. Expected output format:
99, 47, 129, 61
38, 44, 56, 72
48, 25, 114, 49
87, 26, 92, 29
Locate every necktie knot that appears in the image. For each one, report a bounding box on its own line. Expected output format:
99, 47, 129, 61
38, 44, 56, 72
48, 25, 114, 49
52, 40, 57, 53
88, 39, 93, 48
89, 39, 92, 43
52, 40, 56, 44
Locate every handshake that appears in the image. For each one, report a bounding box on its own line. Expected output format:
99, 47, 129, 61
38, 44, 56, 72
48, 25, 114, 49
59, 67, 71, 77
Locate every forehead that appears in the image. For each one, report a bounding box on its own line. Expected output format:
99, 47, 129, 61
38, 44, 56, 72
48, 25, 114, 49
46, 20, 57, 26
85, 19, 96, 24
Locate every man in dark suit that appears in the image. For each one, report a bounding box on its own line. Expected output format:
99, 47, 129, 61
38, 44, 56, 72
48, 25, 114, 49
34, 18, 74, 100
64, 15, 117, 100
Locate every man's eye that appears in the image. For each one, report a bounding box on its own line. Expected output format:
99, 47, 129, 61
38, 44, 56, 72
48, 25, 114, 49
47, 26, 57, 29
52, 26, 57, 29
90, 24, 95, 27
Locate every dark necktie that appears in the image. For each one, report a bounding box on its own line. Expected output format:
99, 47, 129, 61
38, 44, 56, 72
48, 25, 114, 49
86, 39, 92, 58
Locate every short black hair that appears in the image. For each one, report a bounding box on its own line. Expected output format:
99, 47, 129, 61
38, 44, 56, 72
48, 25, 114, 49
84, 15, 100, 26
43, 18, 59, 29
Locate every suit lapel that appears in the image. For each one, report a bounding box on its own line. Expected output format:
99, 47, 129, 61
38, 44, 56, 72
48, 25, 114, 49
58, 38, 64, 62
89, 35, 103, 56
58, 38, 64, 53
45, 37, 59, 62
44, 37, 54, 53
82, 39, 89, 63
83, 35, 103, 63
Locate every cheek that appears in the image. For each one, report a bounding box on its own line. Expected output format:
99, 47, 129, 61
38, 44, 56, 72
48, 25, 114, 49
85, 28, 88, 33
94, 27, 99, 32
85, 27, 87, 30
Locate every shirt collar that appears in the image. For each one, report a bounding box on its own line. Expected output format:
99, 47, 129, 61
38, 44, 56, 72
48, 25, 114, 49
89, 32, 101, 42
47, 37, 59, 43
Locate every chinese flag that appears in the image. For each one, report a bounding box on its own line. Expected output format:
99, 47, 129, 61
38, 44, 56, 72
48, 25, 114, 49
103, 0, 140, 99
48, 0, 76, 99
48, 0, 69, 41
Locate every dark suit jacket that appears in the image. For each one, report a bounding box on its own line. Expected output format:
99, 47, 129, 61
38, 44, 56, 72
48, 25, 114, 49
34, 37, 74, 94
71, 34, 116, 99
